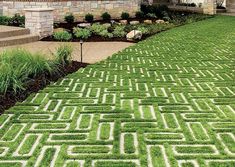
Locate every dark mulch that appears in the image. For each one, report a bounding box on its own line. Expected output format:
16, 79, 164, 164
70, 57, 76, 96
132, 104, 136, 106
42, 17, 158, 43
41, 35, 137, 43
0, 61, 88, 114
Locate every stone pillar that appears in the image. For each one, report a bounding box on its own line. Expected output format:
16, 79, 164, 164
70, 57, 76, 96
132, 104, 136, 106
24, 8, 54, 39
203, 0, 216, 15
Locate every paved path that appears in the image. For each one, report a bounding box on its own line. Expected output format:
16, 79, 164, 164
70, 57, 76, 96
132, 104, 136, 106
0, 16, 235, 167
0, 41, 134, 64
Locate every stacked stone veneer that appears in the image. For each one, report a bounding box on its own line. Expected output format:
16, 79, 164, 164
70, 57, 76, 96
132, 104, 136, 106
25, 8, 53, 38
227, 0, 235, 12
1, 0, 140, 21
203, 0, 216, 15
0, 1, 3, 15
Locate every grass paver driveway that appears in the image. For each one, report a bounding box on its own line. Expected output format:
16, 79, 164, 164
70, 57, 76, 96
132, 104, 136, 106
0, 15, 235, 167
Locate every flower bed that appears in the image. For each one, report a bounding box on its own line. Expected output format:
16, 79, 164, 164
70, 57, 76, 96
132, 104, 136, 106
43, 10, 213, 43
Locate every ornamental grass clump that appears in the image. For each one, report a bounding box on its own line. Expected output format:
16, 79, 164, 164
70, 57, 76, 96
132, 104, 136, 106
54, 44, 73, 66
0, 48, 55, 95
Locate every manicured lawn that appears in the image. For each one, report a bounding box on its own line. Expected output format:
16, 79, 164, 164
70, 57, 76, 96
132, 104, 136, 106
0, 15, 234, 167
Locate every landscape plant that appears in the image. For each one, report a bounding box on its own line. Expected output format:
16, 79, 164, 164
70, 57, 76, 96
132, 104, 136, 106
73, 27, 91, 39
137, 26, 149, 35
0, 16, 11, 25
121, 12, 130, 20
54, 44, 73, 66
99, 30, 113, 38
8, 14, 25, 27
112, 25, 127, 37
101, 12, 111, 21
89, 23, 106, 34
85, 13, 94, 23
64, 13, 75, 24
135, 11, 145, 19
53, 30, 72, 41
0, 49, 55, 95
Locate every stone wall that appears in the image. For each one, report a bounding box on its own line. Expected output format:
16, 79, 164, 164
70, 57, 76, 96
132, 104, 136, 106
227, 0, 235, 12
203, 0, 216, 15
1, 0, 140, 21
0, 1, 3, 15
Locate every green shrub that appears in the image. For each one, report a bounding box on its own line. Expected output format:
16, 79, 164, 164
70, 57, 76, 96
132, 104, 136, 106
121, 12, 130, 20
0, 49, 55, 95
85, 13, 94, 23
101, 12, 111, 21
89, 23, 106, 34
8, 14, 25, 27
64, 13, 75, 24
0, 16, 11, 25
137, 26, 149, 35
73, 27, 91, 39
55, 45, 73, 66
99, 30, 113, 38
135, 11, 145, 19
146, 13, 157, 19
89, 23, 113, 38
112, 26, 127, 38
53, 31, 72, 41
140, 4, 169, 18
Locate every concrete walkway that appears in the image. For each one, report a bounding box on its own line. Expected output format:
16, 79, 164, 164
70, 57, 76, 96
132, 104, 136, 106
0, 41, 134, 64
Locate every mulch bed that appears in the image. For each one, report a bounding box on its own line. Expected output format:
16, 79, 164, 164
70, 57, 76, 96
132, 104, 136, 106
0, 61, 88, 114
41, 17, 158, 43
41, 35, 144, 43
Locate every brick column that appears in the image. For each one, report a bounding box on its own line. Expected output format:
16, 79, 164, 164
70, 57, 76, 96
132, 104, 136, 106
203, 0, 216, 15
24, 8, 54, 39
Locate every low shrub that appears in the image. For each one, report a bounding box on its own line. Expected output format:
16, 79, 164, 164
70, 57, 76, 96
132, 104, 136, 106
85, 13, 94, 23
89, 23, 113, 38
64, 13, 75, 24
140, 4, 169, 19
8, 14, 25, 27
112, 26, 127, 38
135, 11, 145, 19
53, 30, 72, 41
121, 12, 130, 20
99, 30, 113, 38
73, 27, 91, 39
0, 16, 11, 25
146, 13, 157, 19
137, 26, 149, 35
101, 12, 111, 21
89, 23, 107, 34
54, 44, 73, 66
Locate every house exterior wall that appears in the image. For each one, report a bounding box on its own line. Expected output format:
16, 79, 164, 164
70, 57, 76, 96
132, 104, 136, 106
227, 0, 235, 12
0, 1, 3, 15
1, 0, 141, 21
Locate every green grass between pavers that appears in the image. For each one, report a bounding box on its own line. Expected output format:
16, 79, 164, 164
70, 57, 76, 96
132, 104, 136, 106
0, 15, 234, 166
